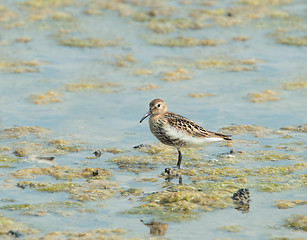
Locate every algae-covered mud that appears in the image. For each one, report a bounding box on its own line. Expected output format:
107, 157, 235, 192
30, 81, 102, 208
0, 0, 306, 239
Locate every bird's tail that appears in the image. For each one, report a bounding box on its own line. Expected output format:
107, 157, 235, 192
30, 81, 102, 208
212, 132, 232, 140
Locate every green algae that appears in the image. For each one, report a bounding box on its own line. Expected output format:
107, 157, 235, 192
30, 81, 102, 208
219, 124, 283, 137
134, 177, 159, 182
16, 180, 78, 192
112, 144, 179, 171
59, 37, 123, 48
0, 146, 11, 152
194, 164, 306, 193
147, 36, 223, 47
0, 155, 20, 165
135, 143, 175, 155
0, 164, 13, 168
277, 36, 307, 46
65, 81, 121, 92
181, 181, 246, 194
112, 54, 138, 67
84, 0, 135, 18
30, 91, 61, 104
48, 139, 86, 153
229, 150, 304, 162
255, 173, 307, 192
123, 204, 199, 222
120, 188, 144, 197
218, 225, 242, 232
136, 143, 201, 161
195, 58, 259, 71
135, 83, 161, 91
255, 163, 306, 175
281, 124, 307, 133
257, 181, 301, 192
239, 0, 291, 6
132, 69, 153, 76
256, 164, 307, 175
99, 148, 124, 154
1, 201, 81, 211
0, 126, 90, 157
188, 93, 216, 98
274, 200, 307, 209
1, 201, 83, 220
179, 162, 305, 193
247, 89, 279, 103
0, 126, 49, 139
110, 155, 164, 172
22, 0, 75, 8
147, 18, 205, 34
13, 166, 112, 180
147, 21, 174, 34
123, 189, 233, 222
39, 201, 82, 209
0, 213, 40, 237
36, 182, 81, 193
12, 139, 85, 157
78, 208, 96, 213
0, 60, 42, 73
64, 179, 119, 202
284, 214, 307, 231
0, 5, 16, 23
26, 228, 126, 240
271, 238, 307, 240
21, 210, 48, 216
51, 11, 73, 21
151, 56, 261, 72
112, 143, 204, 171
13, 144, 39, 157
199, 167, 244, 178
16, 179, 119, 202
162, 68, 191, 82
1, 204, 34, 211
275, 143, 305, 152
283, 79, 307, 90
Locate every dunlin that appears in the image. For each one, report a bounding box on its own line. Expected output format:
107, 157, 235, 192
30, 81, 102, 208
140, 99, 231, 169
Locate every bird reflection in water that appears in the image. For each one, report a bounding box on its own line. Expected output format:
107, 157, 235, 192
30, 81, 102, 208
140, 219, 168, 236
162, 167, 182, 184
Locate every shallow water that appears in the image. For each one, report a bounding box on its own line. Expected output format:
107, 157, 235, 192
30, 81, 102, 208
0, 0, 306, 239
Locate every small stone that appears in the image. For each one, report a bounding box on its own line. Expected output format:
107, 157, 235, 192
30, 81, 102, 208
232, 188, 250, 205
230, 149, 236, 154
7, 230, 23, 238
92, 169, 99, 176
93, 150, 102, 157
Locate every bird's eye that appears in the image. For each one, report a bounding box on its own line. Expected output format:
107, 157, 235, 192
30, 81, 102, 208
157, 104, 161, 108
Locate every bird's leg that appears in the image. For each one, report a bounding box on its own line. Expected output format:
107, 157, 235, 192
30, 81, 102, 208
176, 148, 182, 169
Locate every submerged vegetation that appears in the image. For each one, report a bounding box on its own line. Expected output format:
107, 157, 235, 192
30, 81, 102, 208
123, 190, 233, 222
284, 214, 307, 231
247, 89, 279, 103
30, 91, 61, 104
277, 36, 307, 46
59, 37, 123, 48
147, 36, 223, 47
0, 59, 42, 73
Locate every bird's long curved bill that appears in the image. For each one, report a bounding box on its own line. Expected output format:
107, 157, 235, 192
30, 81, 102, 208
140, 111, 151, 123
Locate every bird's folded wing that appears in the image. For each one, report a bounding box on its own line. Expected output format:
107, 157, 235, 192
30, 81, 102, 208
166, 112, 231, 140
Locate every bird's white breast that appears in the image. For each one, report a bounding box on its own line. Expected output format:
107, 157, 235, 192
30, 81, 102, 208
164, 125, 223, 147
